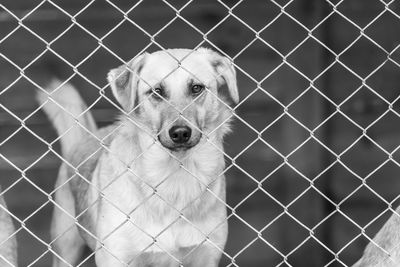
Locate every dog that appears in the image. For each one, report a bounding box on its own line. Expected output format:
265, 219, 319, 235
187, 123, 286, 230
353, 205, 400, 267
0, 187, 17, 266
37, 48, 238, 267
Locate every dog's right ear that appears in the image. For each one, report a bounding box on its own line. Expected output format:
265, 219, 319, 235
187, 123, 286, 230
107, 53, 147, 112
198, 47, 239, 106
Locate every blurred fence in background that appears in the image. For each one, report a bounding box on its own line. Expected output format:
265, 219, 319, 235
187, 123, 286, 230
1, 0, 400, 266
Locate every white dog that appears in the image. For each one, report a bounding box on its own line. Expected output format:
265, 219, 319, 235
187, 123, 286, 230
38, 48, 238, 266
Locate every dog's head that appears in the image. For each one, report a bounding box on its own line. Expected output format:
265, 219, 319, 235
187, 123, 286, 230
108, 48, 238, 152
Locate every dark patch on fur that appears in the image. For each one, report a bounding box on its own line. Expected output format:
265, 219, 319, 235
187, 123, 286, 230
116, 57, 146, 112
132, 58, 146, 111
211, 60, 235, 106
133, 84, 140, 112
115, 69, 130, 91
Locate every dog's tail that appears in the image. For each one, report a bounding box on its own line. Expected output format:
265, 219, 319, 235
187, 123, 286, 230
36, 78, 97, 156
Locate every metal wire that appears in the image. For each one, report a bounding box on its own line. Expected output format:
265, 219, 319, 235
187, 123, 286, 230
1, 0, 400, 266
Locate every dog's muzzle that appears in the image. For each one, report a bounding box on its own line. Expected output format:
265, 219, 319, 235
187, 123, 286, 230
158, 124, 201, 151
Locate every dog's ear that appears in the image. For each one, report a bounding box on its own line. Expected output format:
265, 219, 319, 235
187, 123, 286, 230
107, 53, 147, 112
199, 48, 239, 106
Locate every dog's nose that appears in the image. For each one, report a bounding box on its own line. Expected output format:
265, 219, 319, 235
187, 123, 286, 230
169, 126, 192, 144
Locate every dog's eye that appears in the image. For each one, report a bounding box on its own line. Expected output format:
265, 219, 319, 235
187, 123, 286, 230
153, 87, 163, 98
191, 84, 204, 95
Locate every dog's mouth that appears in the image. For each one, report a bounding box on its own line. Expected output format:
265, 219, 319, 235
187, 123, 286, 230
157, 133, 201, 152
157, 137, 200, 152
166, 143, 196, 152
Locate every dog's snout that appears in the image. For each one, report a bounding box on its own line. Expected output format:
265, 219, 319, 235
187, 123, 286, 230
169, 126, 192, 144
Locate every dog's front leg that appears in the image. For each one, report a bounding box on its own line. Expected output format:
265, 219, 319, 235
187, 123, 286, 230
96, 248, 162, 267
95, 247, 131, 267
183, 244, 223, 267
94, 223, 134, 267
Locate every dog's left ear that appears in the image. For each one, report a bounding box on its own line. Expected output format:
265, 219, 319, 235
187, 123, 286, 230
107, 53, 147, 112
199, 48, 239, 106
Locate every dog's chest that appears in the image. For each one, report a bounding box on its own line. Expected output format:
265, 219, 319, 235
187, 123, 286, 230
97, 155, 225, 252
93, 136, 227, 254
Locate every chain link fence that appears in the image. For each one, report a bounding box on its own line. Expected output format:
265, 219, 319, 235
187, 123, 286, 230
1, 0, 400, 266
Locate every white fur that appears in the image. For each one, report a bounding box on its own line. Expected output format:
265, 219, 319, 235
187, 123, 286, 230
36, 79, 97, 155
353, 206, 400, 267
0, 191, 17, 267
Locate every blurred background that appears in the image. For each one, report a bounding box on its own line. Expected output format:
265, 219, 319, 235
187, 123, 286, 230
1, 0, 400, 266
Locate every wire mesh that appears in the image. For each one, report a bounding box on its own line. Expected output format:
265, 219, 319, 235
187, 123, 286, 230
1, 0, 400, 266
